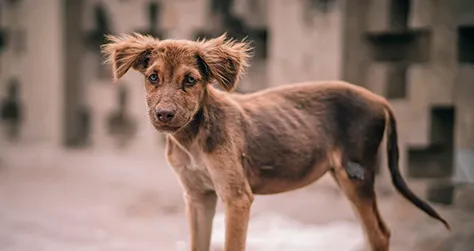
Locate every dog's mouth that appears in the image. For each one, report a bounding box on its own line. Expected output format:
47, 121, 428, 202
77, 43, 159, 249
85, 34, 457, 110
153, 124, 182, 133
150, 117, 191, 134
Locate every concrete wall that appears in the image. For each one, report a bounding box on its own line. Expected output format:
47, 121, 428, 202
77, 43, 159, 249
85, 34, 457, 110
343, 0, 474, 190
0, 0, 472, 184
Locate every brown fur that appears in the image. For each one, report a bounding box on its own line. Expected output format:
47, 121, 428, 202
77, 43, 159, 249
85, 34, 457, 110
102, 33, 449, 251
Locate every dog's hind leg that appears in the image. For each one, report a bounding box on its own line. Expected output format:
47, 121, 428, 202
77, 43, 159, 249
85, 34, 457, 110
331, 153, 390, 251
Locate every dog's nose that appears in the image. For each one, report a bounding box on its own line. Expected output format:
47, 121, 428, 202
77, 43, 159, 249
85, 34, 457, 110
155, 109, 175, 123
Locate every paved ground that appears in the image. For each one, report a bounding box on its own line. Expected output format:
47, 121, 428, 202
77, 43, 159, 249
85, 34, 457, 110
0, 142, 473, 251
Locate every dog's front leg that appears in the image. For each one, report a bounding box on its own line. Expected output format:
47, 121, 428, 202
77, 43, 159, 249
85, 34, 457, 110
222, 191, 253, 251
184, 192, 217, 251
205, 153, 254, 251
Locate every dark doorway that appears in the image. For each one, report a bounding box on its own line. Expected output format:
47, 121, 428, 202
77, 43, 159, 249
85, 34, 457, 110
408, 106, 455, 178
458, 26, 474, 64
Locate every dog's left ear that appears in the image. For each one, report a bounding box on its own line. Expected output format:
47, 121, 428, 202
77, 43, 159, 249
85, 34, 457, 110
101, 33, 158, 81
198, 33, 252, 92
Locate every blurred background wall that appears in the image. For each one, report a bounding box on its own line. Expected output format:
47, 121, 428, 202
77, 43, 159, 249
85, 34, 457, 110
0, 0, 473, 215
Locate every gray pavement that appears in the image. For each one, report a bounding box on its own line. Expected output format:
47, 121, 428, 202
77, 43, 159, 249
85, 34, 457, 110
0, 143, 473, 251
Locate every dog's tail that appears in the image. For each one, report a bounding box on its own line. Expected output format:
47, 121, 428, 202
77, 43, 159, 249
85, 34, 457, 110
384, 106, 450, 230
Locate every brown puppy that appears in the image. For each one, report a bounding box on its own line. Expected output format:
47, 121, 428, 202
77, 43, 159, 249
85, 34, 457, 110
102, 33, 450, 251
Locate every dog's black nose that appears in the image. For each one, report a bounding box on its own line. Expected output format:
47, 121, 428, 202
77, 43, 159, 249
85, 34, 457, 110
155, 109, 175, 123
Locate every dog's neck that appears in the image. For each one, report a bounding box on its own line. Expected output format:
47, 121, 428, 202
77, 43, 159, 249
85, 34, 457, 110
169, 86, 228, 153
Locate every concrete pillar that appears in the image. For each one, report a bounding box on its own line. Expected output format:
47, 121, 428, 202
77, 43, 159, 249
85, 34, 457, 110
0, 0, 64, 146
83, 1, 164, 153
63, 0, 86, 146
453, 66, 474, 184
268, 0, 344, 88
341, 0, 370, 86
161, 0, 207, 40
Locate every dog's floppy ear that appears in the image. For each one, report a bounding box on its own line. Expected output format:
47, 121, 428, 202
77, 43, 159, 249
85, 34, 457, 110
101, 33, 158, 81
198, 33, 252, 92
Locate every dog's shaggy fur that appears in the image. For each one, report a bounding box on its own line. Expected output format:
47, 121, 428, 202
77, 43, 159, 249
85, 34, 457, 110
102, 33, 449, 251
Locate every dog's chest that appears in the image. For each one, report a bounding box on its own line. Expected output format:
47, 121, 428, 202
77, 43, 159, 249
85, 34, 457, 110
184, 161, 215, 191
167, 144, 215, 191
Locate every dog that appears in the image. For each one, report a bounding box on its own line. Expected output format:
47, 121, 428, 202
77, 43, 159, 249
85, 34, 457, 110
102, 33, 450, 251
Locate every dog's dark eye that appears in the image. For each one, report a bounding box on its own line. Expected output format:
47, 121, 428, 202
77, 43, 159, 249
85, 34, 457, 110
184, 76, 197, 87
148, 73, 159, 83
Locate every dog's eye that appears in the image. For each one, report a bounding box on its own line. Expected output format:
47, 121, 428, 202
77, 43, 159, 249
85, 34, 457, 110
183, 76, 197, 87
148, 73, 159, 83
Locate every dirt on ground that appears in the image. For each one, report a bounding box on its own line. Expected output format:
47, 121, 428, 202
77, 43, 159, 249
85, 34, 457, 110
0, 142, 473, 251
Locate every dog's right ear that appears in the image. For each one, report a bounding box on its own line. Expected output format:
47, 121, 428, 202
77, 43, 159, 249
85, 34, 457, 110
101, 33, 158, 81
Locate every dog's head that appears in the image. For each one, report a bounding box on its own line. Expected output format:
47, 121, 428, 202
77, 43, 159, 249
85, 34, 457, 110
101, 33, 251, 133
